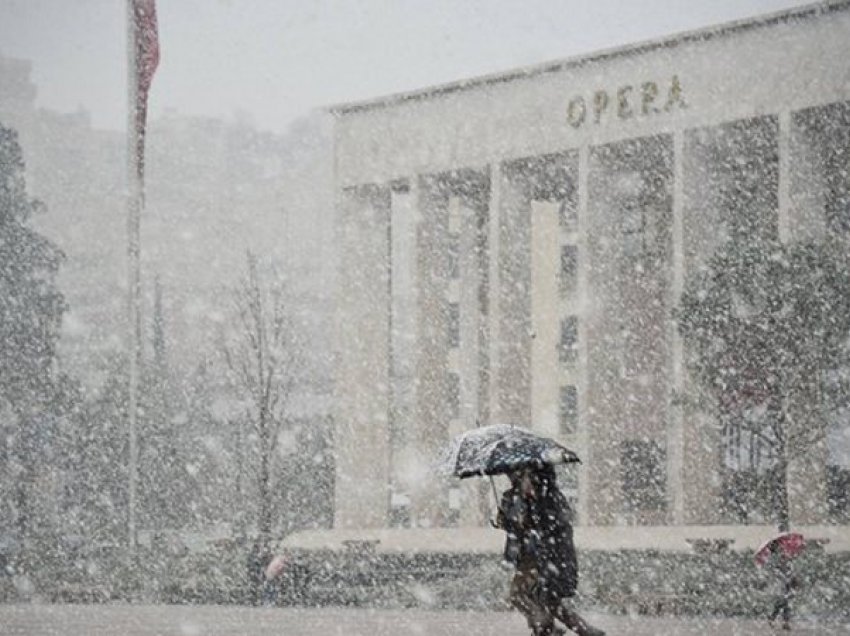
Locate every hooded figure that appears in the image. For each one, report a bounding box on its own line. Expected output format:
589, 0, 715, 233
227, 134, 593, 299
765, 541, 800, 630
497, 467, 603, 636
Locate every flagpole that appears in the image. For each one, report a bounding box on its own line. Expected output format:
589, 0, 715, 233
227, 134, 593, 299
126, 0, 142, 554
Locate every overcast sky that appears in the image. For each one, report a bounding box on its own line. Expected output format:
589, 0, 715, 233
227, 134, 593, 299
1, 0, 813, 134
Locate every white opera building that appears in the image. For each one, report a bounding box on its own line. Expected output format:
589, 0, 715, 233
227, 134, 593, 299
317, 1, 850, 553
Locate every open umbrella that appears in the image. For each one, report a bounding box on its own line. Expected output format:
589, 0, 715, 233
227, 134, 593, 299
754, 532, 806, 566
444, 424, 580, 479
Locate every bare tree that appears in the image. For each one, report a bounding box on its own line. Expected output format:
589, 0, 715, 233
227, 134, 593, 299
220, 252, 301, 554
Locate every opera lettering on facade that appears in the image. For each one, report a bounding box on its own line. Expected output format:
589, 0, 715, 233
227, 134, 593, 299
566, 75, 687, 128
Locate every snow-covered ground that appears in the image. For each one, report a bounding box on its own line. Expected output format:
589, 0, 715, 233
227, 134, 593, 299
1, 604, 847, 635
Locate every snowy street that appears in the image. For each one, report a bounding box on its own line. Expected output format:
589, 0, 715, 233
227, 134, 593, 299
1, 604, 848, 636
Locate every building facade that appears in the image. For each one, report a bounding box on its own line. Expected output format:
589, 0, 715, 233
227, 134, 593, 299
331, 2, 850, 530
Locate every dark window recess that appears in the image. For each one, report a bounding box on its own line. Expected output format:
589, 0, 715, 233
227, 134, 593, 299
620, 440, 667, 512
692, 115, 779, 243
447, 232, 460, 279
447, 302, 460, 348
445, 508, 460, 527
620, 200, 647, 258
559, 198, 578, 231
795, 101, 850, 234
558, 316, 578, 364
447, 372, 460, 418
559, 385, 578, 435
389, 501, 411, 528
445, 488, 462, 526
828, 465, 850, 522
560, 245, 578, 294
721, 466, 778, 524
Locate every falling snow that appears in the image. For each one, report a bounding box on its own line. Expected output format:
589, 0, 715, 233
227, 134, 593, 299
1, 2, 849, 634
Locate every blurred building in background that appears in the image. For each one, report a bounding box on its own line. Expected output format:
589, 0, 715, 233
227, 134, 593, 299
0, 54, 337, 538
331, 1, 850, 532
0, 53, 335, 392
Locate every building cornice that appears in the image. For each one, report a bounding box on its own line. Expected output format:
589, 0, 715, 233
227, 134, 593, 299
328, 0, 849, 117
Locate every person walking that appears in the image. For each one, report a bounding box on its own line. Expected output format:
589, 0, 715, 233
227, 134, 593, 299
496, 466, 604, 636
755, 532, 806, 631
766, 543, 799, 631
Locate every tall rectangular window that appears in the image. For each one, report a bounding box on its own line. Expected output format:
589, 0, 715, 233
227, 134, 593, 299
446, 372, 460, 419
827, 466, 850, 521
620, 198, 646, 259
558, 316, 578, 365
559, 197, 578, 232
447, 302, 460, 348
792, 101, 850, 236
559, 385, 578, 435
560, 245, 578, 295
685, 117, 778, 248
447, 232, 460, 279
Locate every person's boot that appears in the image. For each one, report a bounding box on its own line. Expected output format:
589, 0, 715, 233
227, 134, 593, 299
570, 621, 605, 636
559, 609, 605, 636
533, 626, 565, 636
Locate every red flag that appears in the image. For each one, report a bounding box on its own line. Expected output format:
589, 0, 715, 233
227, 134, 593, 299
132, 0, 159, 182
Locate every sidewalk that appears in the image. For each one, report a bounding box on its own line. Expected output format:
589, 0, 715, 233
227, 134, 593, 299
1, 604, 849, 636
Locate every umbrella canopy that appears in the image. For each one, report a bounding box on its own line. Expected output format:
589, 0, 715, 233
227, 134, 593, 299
754, 531, 806, 566
444, 424, 580, 479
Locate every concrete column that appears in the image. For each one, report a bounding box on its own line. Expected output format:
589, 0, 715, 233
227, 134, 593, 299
788, 426, 830, 525
497, 169, 532, 425
787, 110, 828, 243
334, 185, 391, 529
456, 197, 486, 527
680, 130, 725, 525
668, 130, 685, 525
410, 175, 450, 528
585, 144, 628, 526
576, 145, 591, 525
778, 110, 791, 243
487, 166, 502, 426
784, 106, 837, 524
585, 136, 675, 526
583, 143, 627, 526
530, 199, 561, 438
388, 182, 421, 521
787, 378, 830, 524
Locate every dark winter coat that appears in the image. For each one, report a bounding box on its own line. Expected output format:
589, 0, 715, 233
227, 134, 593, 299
497, 468, 579, 604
